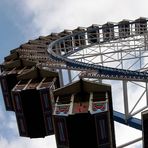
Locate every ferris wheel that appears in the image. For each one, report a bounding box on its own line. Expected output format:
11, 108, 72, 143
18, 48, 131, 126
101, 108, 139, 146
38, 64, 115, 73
1, 17, 148, 147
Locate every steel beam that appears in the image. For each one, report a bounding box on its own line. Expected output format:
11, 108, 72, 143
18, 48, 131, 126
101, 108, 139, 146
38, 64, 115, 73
113, 111, 142, 130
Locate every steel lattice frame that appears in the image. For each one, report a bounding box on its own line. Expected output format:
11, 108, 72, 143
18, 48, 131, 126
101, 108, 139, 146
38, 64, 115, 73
7, 18, 148, 147
46, 23, 148, 147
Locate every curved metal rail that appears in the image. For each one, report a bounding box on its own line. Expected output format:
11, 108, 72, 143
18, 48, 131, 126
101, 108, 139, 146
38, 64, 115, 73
47, 26, 148, 82
45, 19, 148, 133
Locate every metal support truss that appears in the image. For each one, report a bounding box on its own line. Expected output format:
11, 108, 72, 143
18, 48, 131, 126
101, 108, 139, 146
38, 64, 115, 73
45, 22, 148, 147
117, 137, 142, 148
12, 18, 148, 147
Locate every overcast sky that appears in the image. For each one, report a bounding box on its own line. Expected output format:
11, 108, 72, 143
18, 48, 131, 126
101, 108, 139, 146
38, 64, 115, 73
0, 0, 148, 147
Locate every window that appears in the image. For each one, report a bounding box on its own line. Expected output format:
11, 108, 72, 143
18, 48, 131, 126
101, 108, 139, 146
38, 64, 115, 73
17, 116, 27, 136
1, 78, 7, 92
93, 93, 106, 101
43, 93, 49, 109
54, 117, 68, 146
14, 94, 21, 111
99, 119, 107, 140
95, 113, 109, 145
4, 94, 10, 107
19, 118, 25, 133
46, 116, 53, 131
58, 122, 66, 142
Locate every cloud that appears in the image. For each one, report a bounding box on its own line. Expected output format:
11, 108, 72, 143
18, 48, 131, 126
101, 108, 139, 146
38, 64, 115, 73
1, 0, 148, 147
0, 106, 56, 148
3, 0, 148, 38
0, 90, 56, 148
18, 0, 148, 35
0, 136, 56, 148
115, 122, 142, 148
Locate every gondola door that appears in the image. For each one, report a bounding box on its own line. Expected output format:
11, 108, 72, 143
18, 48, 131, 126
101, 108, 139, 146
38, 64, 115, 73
12, 92, 28, 137
39, 88, 54, 135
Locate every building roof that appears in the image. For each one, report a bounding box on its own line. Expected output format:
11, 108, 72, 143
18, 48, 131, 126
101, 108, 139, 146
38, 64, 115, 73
54, 79, 111, 96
